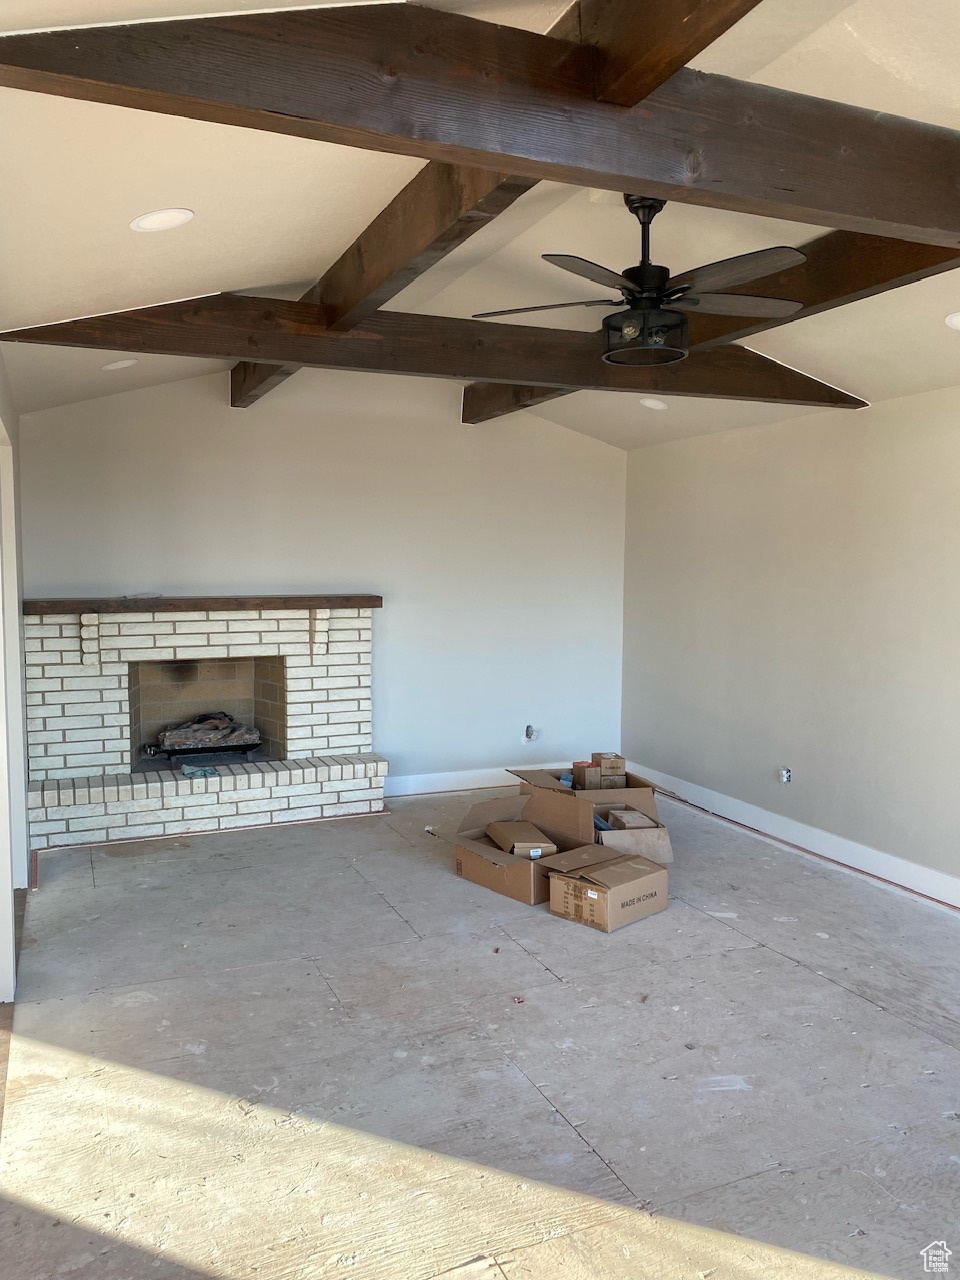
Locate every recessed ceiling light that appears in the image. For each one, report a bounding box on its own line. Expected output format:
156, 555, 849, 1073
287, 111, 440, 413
129, 208, 194, 233
945, 312, 960, 330
639, 397, 669, 411
101, 358, 138, 371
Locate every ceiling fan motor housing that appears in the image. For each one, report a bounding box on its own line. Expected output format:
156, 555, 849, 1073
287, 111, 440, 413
602, 306, 688, 365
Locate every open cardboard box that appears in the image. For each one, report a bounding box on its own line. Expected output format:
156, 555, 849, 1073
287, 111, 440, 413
549, 853, 669, 932
435, 792, 627, 905
507, 768, 659, 843
595, 805, 673, 865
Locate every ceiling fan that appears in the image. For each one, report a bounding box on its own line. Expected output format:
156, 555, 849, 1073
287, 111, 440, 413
473, 195, 807, 366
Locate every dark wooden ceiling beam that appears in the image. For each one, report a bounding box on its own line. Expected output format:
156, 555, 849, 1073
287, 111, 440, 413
233, 0, 763, 408
3, 9, 960, 246
308, 167, 535, 332
580, 0, 765, 105
230, 0, 581, 408
461, 231, 960, 422
231, 165, 537, 406
685, 231, 960, 348
0, 297, 865, 410
461, 383, 580, 425
461, 385, 580, 425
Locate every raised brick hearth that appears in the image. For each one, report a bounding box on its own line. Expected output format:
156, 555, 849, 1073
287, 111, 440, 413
23, 595, 387, 849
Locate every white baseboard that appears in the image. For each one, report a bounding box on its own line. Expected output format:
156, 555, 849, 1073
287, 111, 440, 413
384, 767, 521, 798
384, 760, 960, 909
632, 762, 960, 910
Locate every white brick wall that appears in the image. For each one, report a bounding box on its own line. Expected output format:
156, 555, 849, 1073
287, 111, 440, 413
24, 604, 384, 847
24, 606, 374, 780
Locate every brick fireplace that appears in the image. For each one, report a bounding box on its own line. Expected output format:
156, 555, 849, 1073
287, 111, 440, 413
23, 594, 387, 850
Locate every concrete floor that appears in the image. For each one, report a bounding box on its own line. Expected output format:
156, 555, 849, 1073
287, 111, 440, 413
1, 789, 958, 1279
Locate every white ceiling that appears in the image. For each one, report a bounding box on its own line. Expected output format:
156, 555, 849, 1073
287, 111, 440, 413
2, 0, 960, 450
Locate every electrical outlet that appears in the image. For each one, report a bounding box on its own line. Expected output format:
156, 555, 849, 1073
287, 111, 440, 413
778, 766, 792, 784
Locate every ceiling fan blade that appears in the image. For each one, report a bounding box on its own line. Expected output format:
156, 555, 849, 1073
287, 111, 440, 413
667, 246, 807, 295
673, 293, 803, 317
472, 298, 621, 319
542, 254, 634, 292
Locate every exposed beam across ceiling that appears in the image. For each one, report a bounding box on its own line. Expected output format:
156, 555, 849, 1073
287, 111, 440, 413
0, 298, 866, 410
233, 0, 762, 408
229, 0, 585, 410
461, 384, 576, 425
579, 0, 765, 105
461, 231, 960, 422
3, 8, 960, 247
230, 165, 539, 407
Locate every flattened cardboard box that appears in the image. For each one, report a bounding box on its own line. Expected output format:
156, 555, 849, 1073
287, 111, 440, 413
506, 762, 660, 824
549, 854, 668, 932
435, 793, 626, 904
595, 805, 673, 865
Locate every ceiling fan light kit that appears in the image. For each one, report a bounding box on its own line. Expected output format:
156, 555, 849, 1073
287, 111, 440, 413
602, 305, 688, 365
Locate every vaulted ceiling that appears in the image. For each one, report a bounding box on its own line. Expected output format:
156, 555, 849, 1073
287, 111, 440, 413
2, 0, 959, 451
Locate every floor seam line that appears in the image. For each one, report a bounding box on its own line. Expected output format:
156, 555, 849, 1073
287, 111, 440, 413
490, 1040, 639, 1205
672, 892, 960, 1052
494, 924, 565, 983
652, 1158, 789, 1212
349, 863, 424, 940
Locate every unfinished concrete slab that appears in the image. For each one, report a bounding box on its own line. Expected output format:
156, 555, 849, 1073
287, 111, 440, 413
1, 792, 957, 1279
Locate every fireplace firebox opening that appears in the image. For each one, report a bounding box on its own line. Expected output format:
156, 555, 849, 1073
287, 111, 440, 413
129, 656, 287, 765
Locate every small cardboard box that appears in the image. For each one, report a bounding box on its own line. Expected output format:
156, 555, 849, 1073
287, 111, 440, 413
610, 809, 655, 829
595, 805, 673, 865
509, 768, 659, 826
436, 794, 625, 905
549, 854, 668, 932
486, 820, 557, 860
599, 773, 628, 789
572, 762, 602, 789
592, 752, 626, 775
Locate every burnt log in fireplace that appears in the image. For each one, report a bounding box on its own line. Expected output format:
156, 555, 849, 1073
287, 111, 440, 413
144, 711, 262, 765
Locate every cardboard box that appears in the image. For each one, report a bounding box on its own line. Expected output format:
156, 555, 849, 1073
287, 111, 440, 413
595, 805, 673, 865
599, 773, 628, 789
508, 768, 659, 825
436, 793, 626, 904
572, 762, 602, 789
610, 809, 656, 829
549, 854, 668, 932
485, 820, 557, 860
592, 752, 626, 775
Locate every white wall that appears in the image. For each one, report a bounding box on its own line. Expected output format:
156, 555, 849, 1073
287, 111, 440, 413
19, 369, 626, 783
0, 353, 25, 1001
623, 383, 960, 889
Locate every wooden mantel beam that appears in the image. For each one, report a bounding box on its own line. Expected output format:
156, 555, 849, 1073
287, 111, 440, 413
0, 297, 865, 410
3, 8, 960, 247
